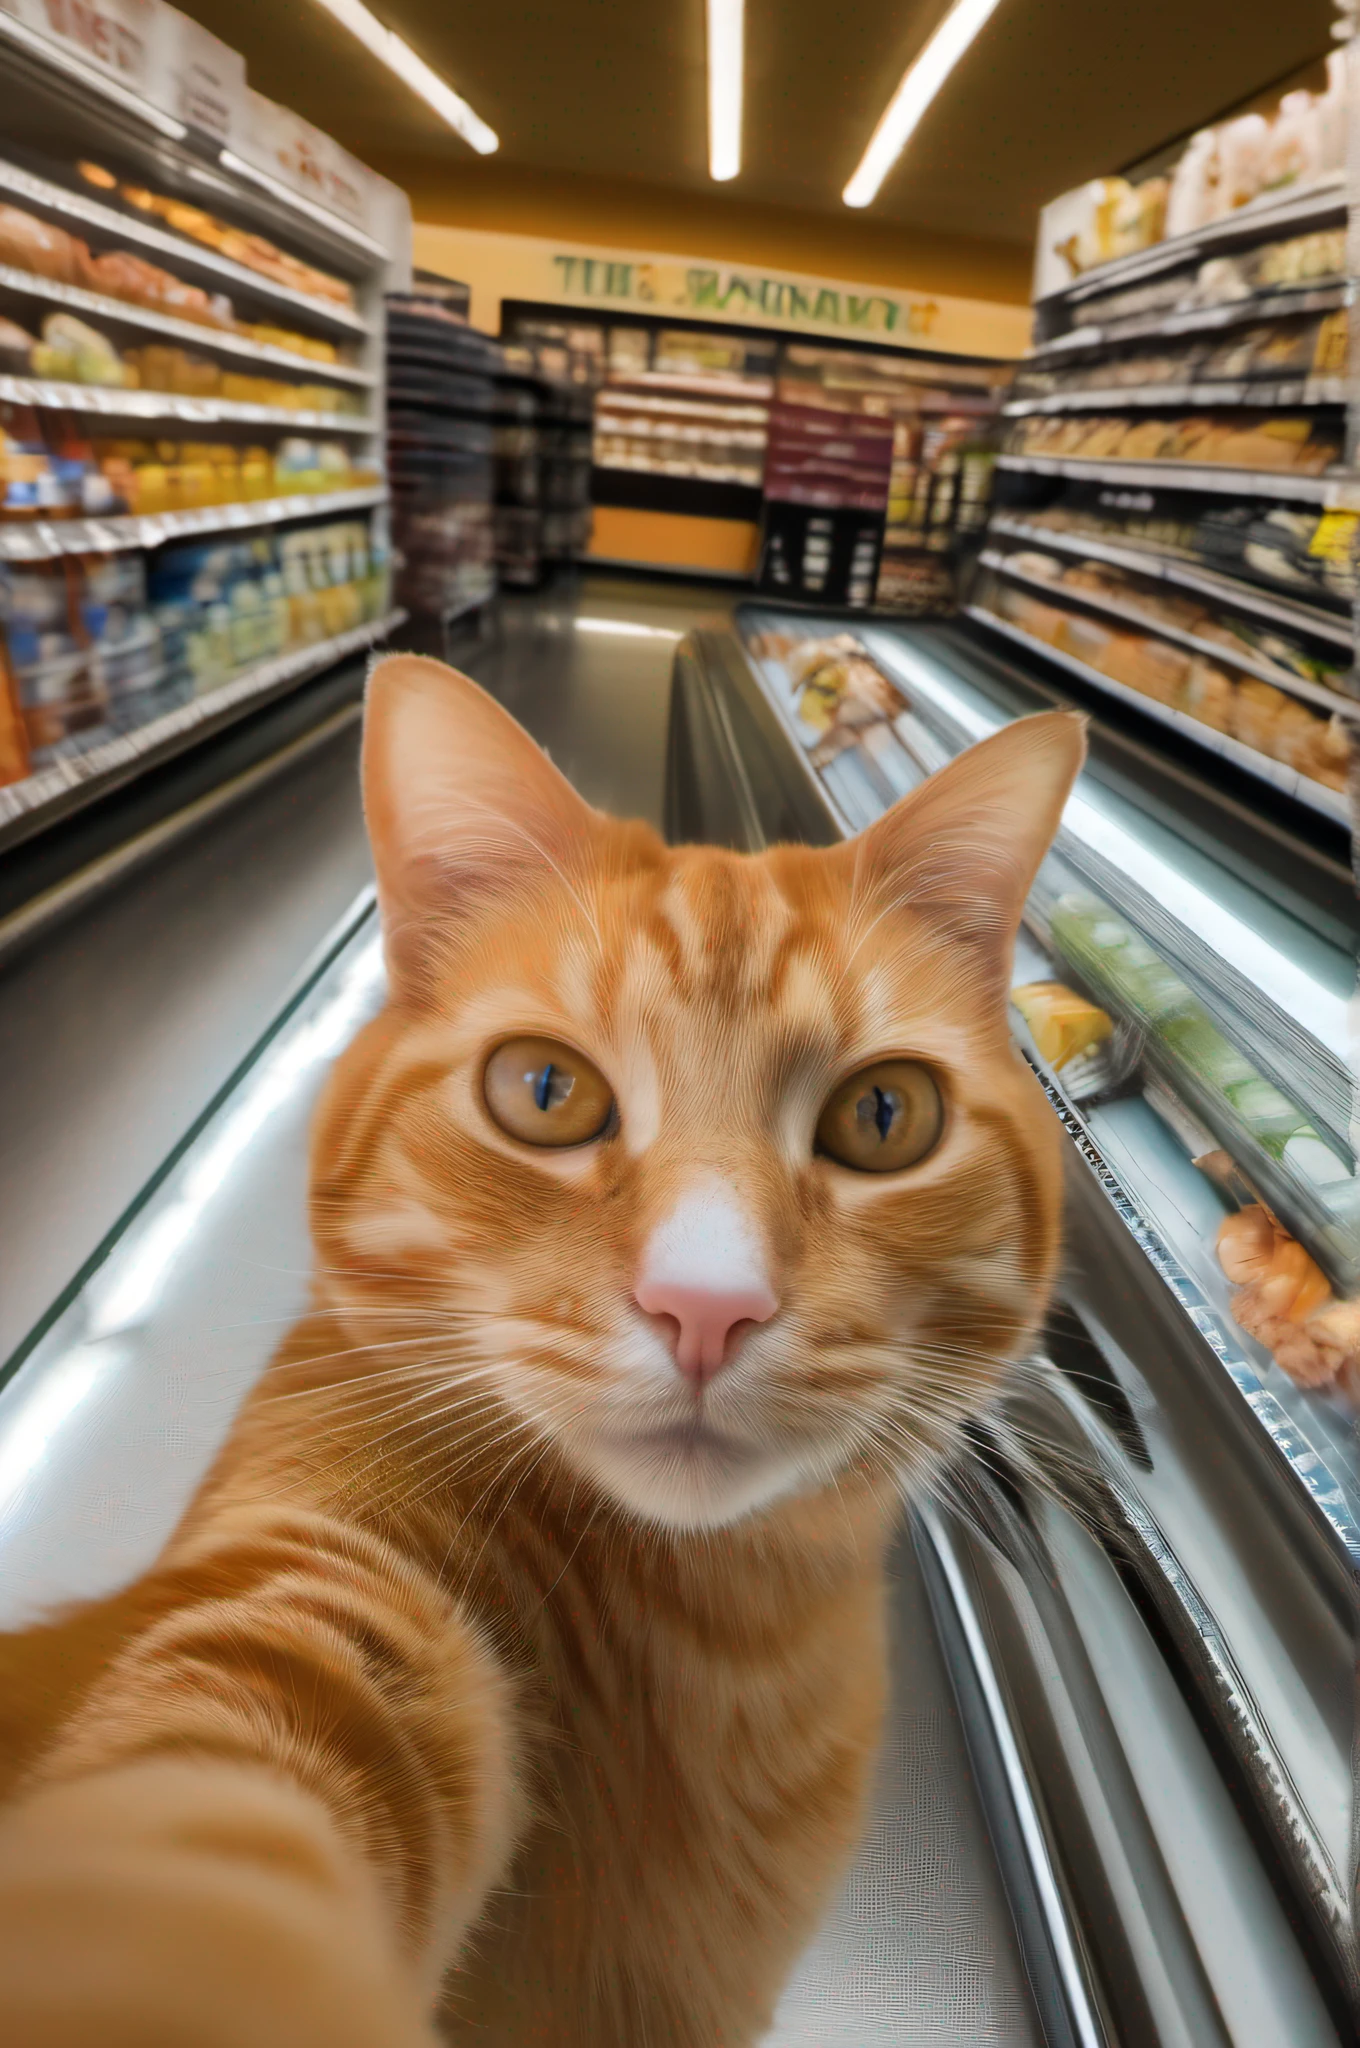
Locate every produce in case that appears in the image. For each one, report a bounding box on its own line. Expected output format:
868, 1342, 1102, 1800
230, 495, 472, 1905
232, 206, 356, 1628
1218, 1205, 1360, 1394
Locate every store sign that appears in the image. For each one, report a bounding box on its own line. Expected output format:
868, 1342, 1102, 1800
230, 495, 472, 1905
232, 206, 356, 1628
0, 0, 154, 87
243, 89, 375, 233
0, 0, 245, 141
146, 8, 244, 141
412, 224, 1032, 361
548, 253, 942, 342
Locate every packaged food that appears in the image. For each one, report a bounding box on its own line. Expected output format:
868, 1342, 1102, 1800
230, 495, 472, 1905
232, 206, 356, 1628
0, 557, 108, 753
1217, 1205, 1357, 1390
0, 316, 34, 374
1165, 130, 1219, 238
1184, 657, 1236, 733
0, 637, 30, 785
31, 313, 128, 388
1058, 613, 1112, 666
1231, 677, 1291, 755
1099, 632, 1190, 705
0, 203, 87, 284
1011, 982, 1114, 1069
1212, 115, 1272, 216
1008, 550, 1064, 581
1311, 309, 1348, 378
88, 169, 355, 310
1264, 90, 1325, 192
0, 404, 55, 519
1256, 228, 1346, 289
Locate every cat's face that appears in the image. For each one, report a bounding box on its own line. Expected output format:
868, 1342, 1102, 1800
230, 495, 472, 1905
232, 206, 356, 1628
312, 657, 1082, 1532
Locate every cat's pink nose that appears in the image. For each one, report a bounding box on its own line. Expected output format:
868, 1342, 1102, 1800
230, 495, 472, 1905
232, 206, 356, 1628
635, 1279, 778, 1385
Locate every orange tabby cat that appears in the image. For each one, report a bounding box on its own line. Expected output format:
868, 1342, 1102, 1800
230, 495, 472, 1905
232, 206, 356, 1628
0, 656, 1083, 2046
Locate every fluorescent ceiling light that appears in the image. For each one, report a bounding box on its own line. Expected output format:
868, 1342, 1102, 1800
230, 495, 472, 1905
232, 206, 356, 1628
308, 0, 498, 154
843, 0, 1003, 208
707, 0, 744, 181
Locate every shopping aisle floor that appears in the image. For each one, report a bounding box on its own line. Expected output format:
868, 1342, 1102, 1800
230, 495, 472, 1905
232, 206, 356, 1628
0, 574, 727, 1364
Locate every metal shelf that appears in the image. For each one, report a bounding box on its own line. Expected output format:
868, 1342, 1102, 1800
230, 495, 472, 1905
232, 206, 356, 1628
965, 605, 1350, 826
1005, 377, 1344, 417
987, 517, 1354, 649
0, 156, 369, 339
0, 608, 406, 851
996, 451, 1351, 505
0, 11, 385, 268
0, 483, 386, 561
0, 262, 373, 385
1028, 285, 1347, 362
1038, 172, 1347, 307
0, 371, 373, 433
977, 548, 1356, 714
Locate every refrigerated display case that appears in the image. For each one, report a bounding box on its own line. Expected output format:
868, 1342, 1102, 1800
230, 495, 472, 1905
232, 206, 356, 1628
0, 0, 407, 855
667, 600, 1359, 2036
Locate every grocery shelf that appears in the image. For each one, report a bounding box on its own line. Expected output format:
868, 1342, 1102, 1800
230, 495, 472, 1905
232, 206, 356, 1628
0, 11, 385, 269
0, 262, 374, 385
1040, 171, 1347, 306
0, 156, 369, 338
597, 395, 771, 424
1004, 377, 1344, 416
0, 483, 387, 561
0, 608, 406, 851
0, 372, 374, 434
594, 456, 766, 487
1028, 284, 1347, 361
996, 451, 1350, 504
966, 605, 1349, 826
988, 516, 1354, 649
606, 370, 775, 400
978, 548, 1357, 715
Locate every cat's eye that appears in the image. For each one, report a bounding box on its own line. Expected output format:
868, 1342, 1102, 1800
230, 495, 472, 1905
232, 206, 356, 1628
816, 1060, 944, 1173
483, 1037, 615, 1148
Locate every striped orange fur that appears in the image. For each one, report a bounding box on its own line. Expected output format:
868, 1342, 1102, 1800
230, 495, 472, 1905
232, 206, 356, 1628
0, 657, 1084, 2045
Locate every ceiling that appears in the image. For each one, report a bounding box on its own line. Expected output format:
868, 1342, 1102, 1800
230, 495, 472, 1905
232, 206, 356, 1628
179, 0, 1336, 248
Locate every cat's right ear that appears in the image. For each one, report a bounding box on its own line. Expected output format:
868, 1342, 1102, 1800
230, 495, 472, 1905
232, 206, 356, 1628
363, 654, 602, 992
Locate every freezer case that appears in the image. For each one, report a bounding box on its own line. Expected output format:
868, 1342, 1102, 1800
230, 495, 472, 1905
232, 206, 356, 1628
668, 605, 1360, 2041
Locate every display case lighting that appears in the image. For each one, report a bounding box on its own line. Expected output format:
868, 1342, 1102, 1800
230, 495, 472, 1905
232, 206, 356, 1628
843, 0, 1004, 208
707, 0, 744, 181
307, 0, 498, 154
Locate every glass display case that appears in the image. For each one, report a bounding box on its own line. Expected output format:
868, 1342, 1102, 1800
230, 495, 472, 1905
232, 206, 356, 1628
668, 603, 1360, 2034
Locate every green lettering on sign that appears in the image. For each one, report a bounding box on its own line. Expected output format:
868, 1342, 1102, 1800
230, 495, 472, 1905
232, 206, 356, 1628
720, 274, 755, 312
813, 289, 841, 324
687, 268, 721, 308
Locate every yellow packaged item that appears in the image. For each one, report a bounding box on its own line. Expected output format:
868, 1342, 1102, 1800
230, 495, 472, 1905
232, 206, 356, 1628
1011, 983, 1114, 1070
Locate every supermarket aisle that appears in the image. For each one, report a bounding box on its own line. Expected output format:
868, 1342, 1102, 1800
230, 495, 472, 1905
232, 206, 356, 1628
0, 574, 727, 1366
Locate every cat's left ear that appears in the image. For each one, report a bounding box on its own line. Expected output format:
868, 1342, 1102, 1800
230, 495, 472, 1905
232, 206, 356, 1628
363, 654, 604, 990
838, 709, 1085, 989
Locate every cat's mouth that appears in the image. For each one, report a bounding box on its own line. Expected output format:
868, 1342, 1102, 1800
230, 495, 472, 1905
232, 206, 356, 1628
618, 1419, 755, 1466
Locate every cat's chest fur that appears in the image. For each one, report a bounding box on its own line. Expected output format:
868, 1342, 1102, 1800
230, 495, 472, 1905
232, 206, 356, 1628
440, 1481, 897, 2047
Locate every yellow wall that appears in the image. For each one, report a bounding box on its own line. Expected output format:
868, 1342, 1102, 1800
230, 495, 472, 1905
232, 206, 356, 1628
411, 219, 1030, 358
386, 161, 1032, 308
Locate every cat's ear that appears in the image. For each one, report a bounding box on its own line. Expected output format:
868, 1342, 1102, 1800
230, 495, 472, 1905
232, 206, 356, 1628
840, 709, 1085, 988
363, 654, 602, 987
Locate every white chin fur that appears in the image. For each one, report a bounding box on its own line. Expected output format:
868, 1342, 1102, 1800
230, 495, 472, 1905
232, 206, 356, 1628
569, 1430, 817, 1531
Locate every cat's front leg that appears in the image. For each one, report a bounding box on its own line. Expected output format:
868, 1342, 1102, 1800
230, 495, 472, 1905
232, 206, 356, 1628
0, 1504, 523, 2045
